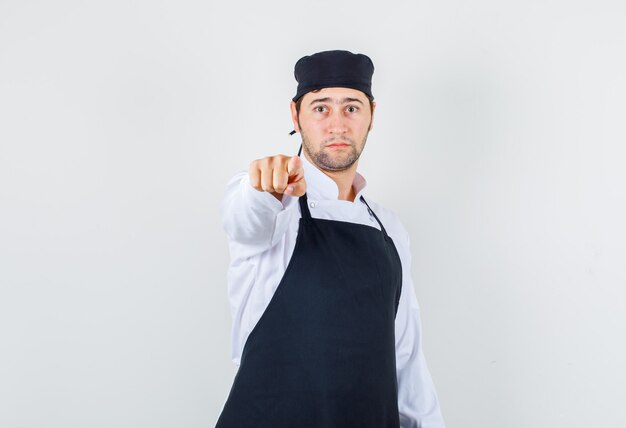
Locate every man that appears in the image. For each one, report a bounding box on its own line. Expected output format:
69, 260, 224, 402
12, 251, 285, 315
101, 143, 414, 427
216, 50, 445, 428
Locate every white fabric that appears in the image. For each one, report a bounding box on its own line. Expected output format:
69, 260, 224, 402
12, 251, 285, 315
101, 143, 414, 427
219, 154, 446, 428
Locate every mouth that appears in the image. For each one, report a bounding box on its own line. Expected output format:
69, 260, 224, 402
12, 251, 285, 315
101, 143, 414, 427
326, 142, 350, 149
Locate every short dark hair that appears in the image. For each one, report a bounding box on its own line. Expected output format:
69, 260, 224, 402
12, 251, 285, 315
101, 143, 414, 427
294, 89, 374, 116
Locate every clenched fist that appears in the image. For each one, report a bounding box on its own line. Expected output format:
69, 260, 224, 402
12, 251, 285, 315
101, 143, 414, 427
248, 155, 307, 201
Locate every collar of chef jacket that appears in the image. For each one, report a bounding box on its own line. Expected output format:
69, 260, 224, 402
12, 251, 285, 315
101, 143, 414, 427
290, 153, 368, 204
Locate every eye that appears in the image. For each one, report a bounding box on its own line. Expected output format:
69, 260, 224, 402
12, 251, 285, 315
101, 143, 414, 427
314, 106, 327, 113
346, 105, 359, 113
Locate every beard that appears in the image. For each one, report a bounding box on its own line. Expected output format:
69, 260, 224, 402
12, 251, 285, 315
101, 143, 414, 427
300, 130, 369, 172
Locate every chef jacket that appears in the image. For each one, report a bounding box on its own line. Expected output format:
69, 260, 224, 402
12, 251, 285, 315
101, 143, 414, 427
219, 154, 446, 428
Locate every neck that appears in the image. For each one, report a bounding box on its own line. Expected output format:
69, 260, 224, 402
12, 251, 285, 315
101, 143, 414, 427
305, 152, 357, 202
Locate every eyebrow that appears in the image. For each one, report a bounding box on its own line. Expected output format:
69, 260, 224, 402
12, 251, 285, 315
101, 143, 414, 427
308, 97, 364, 106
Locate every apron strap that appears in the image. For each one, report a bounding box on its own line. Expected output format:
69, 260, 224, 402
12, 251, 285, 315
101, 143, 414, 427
360, 195, 390, 240
298, 192, 312, 221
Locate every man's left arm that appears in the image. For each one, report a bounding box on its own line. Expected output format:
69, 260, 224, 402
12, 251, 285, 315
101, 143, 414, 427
394, 224, 446, 428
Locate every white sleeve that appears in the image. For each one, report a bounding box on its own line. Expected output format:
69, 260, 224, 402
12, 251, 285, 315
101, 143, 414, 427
395, 230, 446, 428
219, 170, 295, 257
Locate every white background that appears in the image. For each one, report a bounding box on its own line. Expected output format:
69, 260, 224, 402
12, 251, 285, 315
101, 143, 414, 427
1, 1, 625, 427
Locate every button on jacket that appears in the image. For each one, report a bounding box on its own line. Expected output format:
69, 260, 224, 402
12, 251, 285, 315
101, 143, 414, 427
219, 155, 445, 428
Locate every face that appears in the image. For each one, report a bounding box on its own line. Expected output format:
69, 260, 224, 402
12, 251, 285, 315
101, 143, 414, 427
290, 87, 375, 172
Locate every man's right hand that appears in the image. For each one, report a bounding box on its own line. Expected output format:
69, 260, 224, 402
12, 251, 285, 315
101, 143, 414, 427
248, 155, 307, 201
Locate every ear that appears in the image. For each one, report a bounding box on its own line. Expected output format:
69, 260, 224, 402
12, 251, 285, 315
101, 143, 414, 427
369, 100, 376, 131
290, 101, 300, 133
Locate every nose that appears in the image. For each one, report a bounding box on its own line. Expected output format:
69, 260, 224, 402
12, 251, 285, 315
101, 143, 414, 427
328, 109, 348, 135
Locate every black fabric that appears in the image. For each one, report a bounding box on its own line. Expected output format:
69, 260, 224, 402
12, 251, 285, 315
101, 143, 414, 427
292, 50, 375, 102
216, 192, 403, 428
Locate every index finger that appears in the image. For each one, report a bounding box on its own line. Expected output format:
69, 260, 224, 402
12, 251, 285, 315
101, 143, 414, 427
287, 155, 304, 181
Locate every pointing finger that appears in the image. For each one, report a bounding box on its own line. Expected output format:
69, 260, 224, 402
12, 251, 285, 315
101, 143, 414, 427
287, 155, 304, 180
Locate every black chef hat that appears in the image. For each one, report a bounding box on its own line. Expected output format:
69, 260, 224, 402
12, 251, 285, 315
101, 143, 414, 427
292, 50, 375, 103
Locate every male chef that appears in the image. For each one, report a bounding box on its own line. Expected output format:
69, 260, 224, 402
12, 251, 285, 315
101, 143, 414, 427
216, 49, 445, 428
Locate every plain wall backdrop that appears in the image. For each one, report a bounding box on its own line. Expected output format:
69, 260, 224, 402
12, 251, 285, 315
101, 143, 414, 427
1, 1, 625, 427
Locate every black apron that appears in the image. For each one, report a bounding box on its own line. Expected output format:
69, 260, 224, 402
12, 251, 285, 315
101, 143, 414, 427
216, 192, 403, 428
